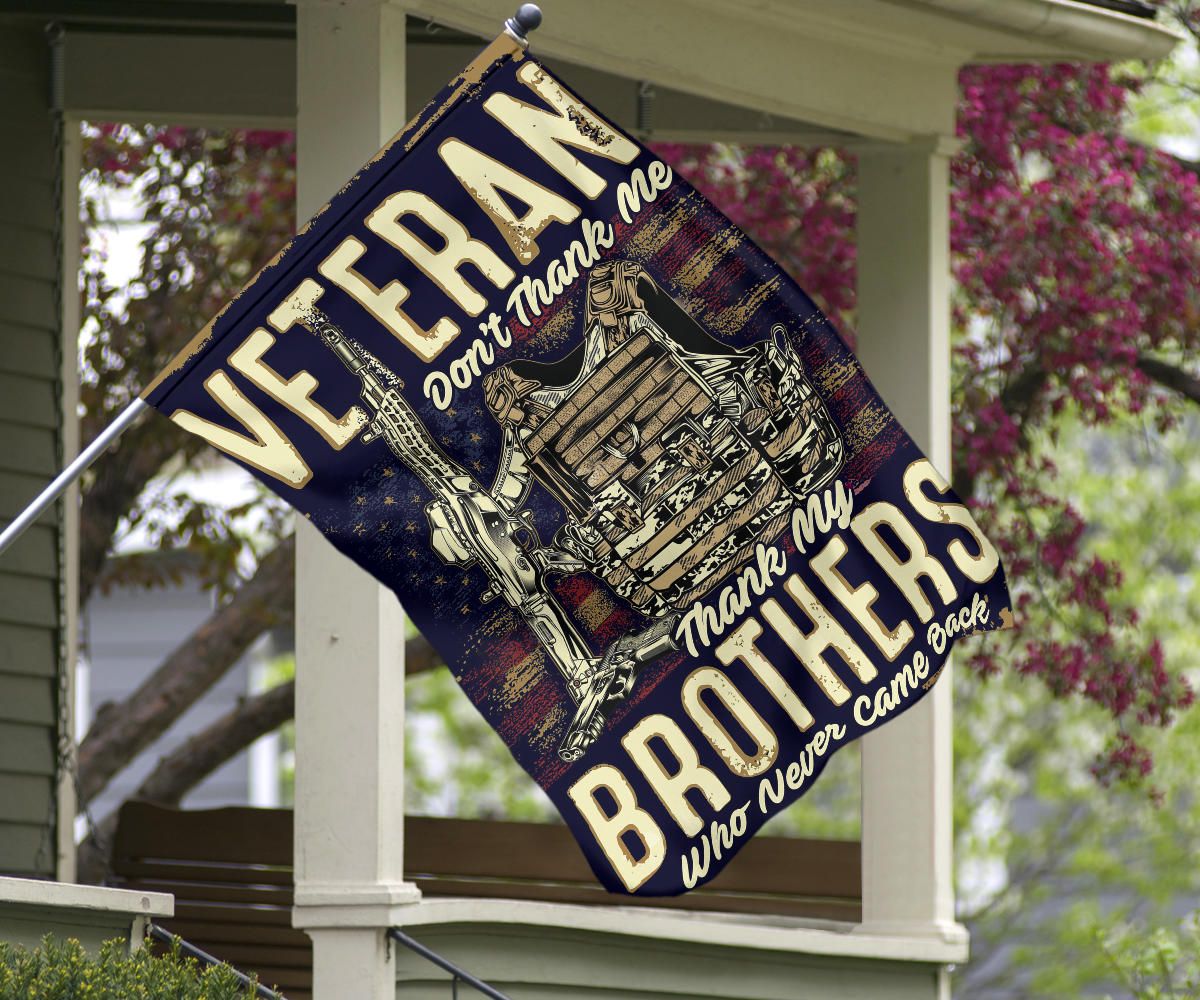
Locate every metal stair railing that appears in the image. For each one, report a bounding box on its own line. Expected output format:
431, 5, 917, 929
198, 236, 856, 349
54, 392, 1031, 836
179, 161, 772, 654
150, 922, 514, 999
148, 923, 283, 999
389, 927, 513, 999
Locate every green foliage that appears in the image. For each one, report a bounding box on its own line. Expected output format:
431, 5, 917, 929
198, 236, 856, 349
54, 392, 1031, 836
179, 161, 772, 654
263, 652, 297, 807
954, 414, 1200, 998
79, 122, 296, 601
1122, 15, 1200, 156
1101, 915, 1200, 999
0, 935, 258, 1000
1056, 414, 1200, 663
405, 668, 557, 822
964, 694, 1200, 997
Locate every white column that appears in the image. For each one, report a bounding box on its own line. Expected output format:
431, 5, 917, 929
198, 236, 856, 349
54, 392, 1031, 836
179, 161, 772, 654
291, 4, 419, 998
58, 113, 82, 884
855, 138, 966, 951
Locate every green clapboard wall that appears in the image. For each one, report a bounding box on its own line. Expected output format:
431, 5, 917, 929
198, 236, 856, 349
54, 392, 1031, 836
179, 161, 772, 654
0, 22, 65, 879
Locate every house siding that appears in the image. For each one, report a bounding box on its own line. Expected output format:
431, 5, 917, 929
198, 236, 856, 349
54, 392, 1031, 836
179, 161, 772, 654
0, 23, 65, 878
395, 925, 943, 1000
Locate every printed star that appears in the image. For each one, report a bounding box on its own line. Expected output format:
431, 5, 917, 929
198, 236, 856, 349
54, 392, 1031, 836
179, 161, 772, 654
384, 496, 395, 505
355, 495, 366, 505
383, 467, 396, 477
460, 605, 472, 616
411, 493, 421, 503
378, 522, 390, 532
446, 407, 457, 418
408, 548, 420, 559
405, 521, 418, 533
469, 432, 482, 444
441, 435, 453, 446
353, 523, 367, 536
471, 460, 484, 472
434, 575, 446, 586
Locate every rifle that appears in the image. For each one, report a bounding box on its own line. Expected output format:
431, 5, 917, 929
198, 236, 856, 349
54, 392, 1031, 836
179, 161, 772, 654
272, 282, 677, 760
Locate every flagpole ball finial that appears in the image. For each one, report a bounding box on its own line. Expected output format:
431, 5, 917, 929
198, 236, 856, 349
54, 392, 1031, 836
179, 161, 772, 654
505, 4, 543, 45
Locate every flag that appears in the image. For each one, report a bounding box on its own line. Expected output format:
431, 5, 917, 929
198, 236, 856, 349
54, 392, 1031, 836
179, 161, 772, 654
144, 33, 1014, 896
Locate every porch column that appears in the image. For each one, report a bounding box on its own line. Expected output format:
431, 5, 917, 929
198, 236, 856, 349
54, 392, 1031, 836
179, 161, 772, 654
291, 3, 419, 999
855, 139, 966, 959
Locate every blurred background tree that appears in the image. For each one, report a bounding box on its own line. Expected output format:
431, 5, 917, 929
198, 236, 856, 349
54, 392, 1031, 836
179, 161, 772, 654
73, 125, 299, 880
73, 2, 1200, 993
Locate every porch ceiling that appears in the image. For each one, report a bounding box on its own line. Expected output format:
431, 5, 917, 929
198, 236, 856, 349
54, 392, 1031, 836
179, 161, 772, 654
53, 27, 860, 145
6, 0, 1182, 141
3, 0, 1177, 60
408, 0, 1180, 139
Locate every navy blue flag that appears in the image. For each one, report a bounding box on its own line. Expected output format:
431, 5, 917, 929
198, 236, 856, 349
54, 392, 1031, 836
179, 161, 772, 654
145, 34, 1014, 895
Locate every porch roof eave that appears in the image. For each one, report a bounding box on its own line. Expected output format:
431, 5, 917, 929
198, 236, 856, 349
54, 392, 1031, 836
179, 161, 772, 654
902, 0, 1183, 62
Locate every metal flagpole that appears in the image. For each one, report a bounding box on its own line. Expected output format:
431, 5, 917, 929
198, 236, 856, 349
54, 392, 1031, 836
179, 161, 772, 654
0, 397, 148, 556
0, 4, 543, 561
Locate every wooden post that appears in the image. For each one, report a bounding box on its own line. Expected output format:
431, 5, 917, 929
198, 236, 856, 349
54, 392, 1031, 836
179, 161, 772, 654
291, 3, 419, 998
855, 139, 966, 979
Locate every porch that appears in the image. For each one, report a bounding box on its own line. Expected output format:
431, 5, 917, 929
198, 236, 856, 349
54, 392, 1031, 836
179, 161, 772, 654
0, 1, 1179, 998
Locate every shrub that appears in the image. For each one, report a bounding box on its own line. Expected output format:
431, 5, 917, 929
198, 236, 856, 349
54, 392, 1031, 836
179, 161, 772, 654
0, 934, 260, 999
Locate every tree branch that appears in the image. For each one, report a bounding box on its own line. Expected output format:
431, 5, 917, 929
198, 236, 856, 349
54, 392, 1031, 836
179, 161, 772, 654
139, 681, 295, 806
1137, 353, 1200, 406
94, 630, 440, 814
78, 417, 205, 608
126, 636, 442, 805
78, 528, 440, 811
77, 534, 296, 807
406, 632, 439, 675
75, 629, 444, 884
953, 353, 1198, 499
953, 363, 1049, 500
